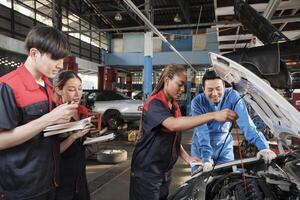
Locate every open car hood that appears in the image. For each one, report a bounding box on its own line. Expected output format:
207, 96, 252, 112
209, 52, 300, 142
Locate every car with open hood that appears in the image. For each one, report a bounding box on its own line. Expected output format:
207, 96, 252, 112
168, 53, 300, 200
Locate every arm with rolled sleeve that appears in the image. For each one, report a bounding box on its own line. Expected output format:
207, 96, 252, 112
233, 91, 269, 150
191, 97, 213, 163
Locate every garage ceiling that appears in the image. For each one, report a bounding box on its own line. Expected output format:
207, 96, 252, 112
81, 0, 300, 53
215, 0, 300, 53
84, 0, 215, 29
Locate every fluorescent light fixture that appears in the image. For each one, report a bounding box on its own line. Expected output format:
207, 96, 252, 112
174, 13, 181, 23
114, 12, 122, 21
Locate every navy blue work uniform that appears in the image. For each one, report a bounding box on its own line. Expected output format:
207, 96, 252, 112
0, 64, 59, 200
55, 105, 90, 200
130, 90, 182, 200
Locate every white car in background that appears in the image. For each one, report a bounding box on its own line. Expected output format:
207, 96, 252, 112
84, 90, 143, 129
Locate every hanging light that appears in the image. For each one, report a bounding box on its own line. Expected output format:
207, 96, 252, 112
114, 12, 122, 21
174, 13, 181, 23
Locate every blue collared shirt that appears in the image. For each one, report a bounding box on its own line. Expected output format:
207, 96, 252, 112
191, 88, 269, 163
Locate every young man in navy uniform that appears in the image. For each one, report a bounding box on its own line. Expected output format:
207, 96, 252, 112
0, 26, 78, 200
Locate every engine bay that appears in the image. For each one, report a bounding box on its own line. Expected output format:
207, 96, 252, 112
169, 150, 300, 200
206, 150, 300, 200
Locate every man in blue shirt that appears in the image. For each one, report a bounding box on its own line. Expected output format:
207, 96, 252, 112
191, 70, 276, 173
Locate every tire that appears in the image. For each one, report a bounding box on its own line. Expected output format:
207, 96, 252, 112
96, 149, 127, 164
103, 110, 123, 130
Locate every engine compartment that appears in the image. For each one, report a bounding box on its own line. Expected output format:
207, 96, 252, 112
169, 150, 300, 200
206, 151, 300, 200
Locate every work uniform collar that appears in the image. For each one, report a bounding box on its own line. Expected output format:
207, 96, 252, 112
155, 90, 181, 117
16, 63, 53, 91
78, 105, 89, 119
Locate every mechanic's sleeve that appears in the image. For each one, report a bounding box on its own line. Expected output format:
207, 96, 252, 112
191, 96, 213, 162
146, 99, 173, 129
0, 83, 22, 130
233, 91, 269, 150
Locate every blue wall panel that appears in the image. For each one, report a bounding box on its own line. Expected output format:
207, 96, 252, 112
105, 28, 219, 67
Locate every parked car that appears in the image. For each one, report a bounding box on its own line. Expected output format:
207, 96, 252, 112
169, 53, 300, 200
84, 90, 143, 129
132, 90, 143, 100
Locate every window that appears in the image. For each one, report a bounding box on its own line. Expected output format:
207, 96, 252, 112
14, 2, 34, 17
0, 1, 107, 62
0, 0, 11, 8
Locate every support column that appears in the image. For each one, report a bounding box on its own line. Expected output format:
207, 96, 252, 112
126, 73, 133, 97
186, 68, 192, 116
98, 67, 115, 91
63, 56, 78, 73
52, 0, 62, 30
143, 0, 153, 100
143, 32, 153, 100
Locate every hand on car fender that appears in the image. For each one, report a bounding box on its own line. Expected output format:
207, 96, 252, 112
203, 160, 214, 172
256, 149, 276, 164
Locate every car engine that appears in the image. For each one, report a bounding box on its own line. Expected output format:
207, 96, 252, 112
206, 150, 300, 200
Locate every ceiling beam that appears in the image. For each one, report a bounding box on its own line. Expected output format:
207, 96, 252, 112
219, 43, 248, 49
216, 15, 300, 27
216, 3, 267, 16
176, 0, 191, 24
213, 0, 218, 22
63, 14, 300, 33
63, 21, 213, 33
263, 0, 281, 20
218, 34, 253, 41
100, 5, 206, 15
279, 8, 299, 30
216, 0, 300, 16
218, 30, 300, 41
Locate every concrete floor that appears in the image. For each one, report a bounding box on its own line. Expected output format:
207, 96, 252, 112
86, 130, 194, 200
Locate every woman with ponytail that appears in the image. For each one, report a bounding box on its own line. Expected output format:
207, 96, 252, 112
129, 64, 237, 200
54, 70, 91, 200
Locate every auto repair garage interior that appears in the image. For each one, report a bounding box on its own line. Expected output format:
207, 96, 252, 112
0, 0, 300, 199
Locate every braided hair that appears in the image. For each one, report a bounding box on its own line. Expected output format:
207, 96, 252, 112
151, 64, 186, 96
